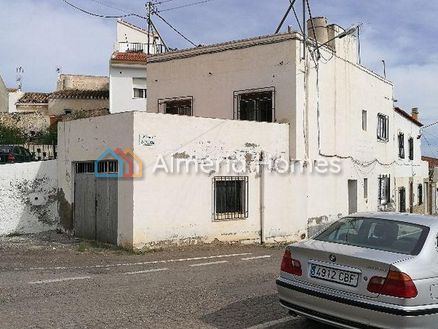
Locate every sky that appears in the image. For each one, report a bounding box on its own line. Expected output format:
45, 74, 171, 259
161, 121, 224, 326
1, 0, 437, 155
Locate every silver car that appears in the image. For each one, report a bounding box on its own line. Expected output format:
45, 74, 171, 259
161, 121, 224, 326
276, 212, 438, 329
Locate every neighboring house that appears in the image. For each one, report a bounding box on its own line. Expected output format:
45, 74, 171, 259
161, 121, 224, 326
422, 155, 438, 215
48, 90, 109, 116
0, 75, 8, 113
49, 74, 109, 115
15, 92, 50, 114
58, 17, 429, 250
8, 88, 24, 113
109, 20, 164, 114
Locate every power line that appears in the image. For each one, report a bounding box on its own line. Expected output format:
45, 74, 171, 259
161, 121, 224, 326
61, 0, 147, 19
154, 11, 197, 47
158, 0, 221, 13
87, 0, 134, 13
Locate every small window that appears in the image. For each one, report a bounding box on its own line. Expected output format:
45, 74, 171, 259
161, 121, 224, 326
133, 88, 147, 98
377, 113, 389, 142
364, 178, 368, 199
408, 137, 414, 160
399, 187, 406, 213
418, 184, 423, 205
362, 110, 367, 131
75, 162, 95, 174
235, 89, 274, 123
64, 109, 72, 115
160, 97, 193, 116
378, 175, 390, 205
398, 133, 405, 159
213, 176, 248, 220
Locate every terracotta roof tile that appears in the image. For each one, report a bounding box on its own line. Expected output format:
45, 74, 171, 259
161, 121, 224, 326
50, 89, 109, 100
17, 92, 50, 104
111, 52, 147, 63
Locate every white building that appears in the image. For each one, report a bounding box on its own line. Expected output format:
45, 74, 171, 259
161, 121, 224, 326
58, 18, 429, 249
109, 20, 164, 114
0, 75, 8, 112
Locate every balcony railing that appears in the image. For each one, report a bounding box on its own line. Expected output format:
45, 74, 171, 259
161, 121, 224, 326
117, 42, 166, 54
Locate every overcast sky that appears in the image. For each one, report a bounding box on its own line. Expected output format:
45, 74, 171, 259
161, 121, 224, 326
1, 0, 437, 154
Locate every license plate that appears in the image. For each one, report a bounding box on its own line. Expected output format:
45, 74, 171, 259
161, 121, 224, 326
309, 264, 359, 287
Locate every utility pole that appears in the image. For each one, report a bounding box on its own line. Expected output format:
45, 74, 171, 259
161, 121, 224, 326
146, 1, 153, 55
302, 0, 307, 61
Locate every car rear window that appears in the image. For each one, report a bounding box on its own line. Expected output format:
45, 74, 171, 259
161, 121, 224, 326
315, 217, 430, 255
0, 146, 12, 153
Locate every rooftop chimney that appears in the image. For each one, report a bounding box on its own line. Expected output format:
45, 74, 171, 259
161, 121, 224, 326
411, 107, 419, 121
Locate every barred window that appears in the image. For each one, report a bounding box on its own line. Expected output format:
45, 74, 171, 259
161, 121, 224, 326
213, 176, 248, 220
75, 162, 95, 174
377, 113, 389, 142
378, 175, 391, 205
408, 137, 414, 160
161, 98, 193, 116
418, 184, 423, 205
97, 160, 119, 174
398, 133, 405, 159
235, 88, 275, 123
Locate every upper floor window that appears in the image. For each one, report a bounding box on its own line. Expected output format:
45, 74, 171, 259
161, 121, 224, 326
234, 88, 274, 123
159, 97, 193, 116
377, 113, 389, 142
133, 78, 147, 98
362, 110, 367, 131
398, 133, 405, 159
133, 88, 147, 98
408, 137, 414, 160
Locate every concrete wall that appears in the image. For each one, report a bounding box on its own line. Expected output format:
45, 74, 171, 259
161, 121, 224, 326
110, 65, 147, 113
132, 112, 291, 249
57, 74, 109, 91
57, 113, 134, 245
49, 98, 109, 115
0, 160, 59, 235
0, 75, 8, 113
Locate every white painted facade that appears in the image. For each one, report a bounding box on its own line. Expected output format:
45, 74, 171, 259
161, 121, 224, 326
8, 89, 24, 113
0, 75, 8, 113
0, 160, 59, 235
109, 20, 164, 114
58, 20, 429, 249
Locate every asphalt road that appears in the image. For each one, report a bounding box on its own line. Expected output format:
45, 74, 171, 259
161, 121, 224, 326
0, 233, 330, 329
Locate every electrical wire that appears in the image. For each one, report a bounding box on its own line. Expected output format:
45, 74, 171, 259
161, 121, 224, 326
153, 11, 197, 47
158, 0, 222, 13
87, 0, 135, 13
61, 0, 147, 19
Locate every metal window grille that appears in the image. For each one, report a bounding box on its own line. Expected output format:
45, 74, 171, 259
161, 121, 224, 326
213, 176, 249, 220
364, 178, 368, 199
75, 162, 95, 174
235, 89, 274, 123
418, 184, 423, 205
377, 114, 389, 142
97, 160, 119, 174
399, 187, 407, 212
378, 174, 391, 205
398, 133, 405, 159
408, 138, 414, 160
163, 98, 193, 116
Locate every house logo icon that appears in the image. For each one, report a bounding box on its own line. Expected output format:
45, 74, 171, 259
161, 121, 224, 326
95, 148, 143, 178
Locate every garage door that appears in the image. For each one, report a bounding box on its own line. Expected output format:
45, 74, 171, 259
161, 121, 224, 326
74, 162, 118, 244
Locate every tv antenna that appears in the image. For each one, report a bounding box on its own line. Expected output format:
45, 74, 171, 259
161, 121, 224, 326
16, 66, 24, 90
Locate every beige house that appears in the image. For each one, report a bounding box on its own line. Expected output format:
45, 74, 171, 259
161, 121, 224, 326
57, 18, 428, 249
0, 75, 9, 113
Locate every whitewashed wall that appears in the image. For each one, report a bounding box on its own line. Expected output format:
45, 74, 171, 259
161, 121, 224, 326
0, 160, 59, 235
110, 65, 147, 114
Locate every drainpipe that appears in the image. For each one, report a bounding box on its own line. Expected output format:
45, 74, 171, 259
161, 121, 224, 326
259, 151, 265, 244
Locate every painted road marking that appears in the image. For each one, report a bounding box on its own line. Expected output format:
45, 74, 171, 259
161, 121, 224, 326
241, 255, 272, 261
123, 268, 169, 275
28, 276, 91, 285
25, 253, 252, 271
245, 317, 297, 329
189, 260, 229, 267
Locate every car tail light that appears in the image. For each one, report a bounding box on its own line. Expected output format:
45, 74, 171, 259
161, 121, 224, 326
281, 249, 302, 276
367, 270, 417, 298
7, 153, 15, 163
